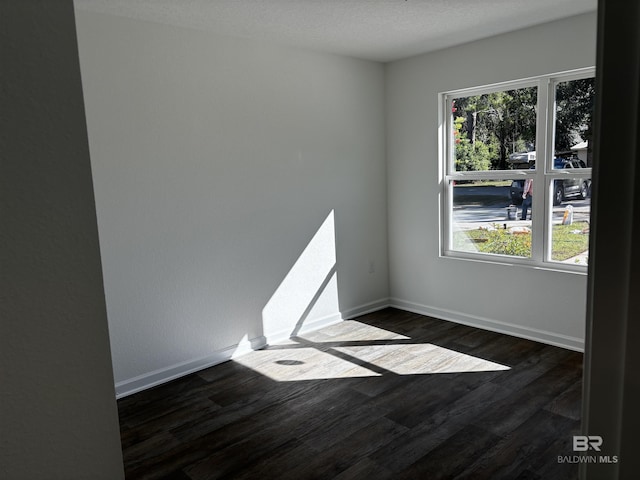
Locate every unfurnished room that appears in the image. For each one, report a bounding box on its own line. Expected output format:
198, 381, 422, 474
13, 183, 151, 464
3, 1, 639, 479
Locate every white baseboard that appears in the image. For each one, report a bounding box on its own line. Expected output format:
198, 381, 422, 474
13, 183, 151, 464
342, 298, 391, 319
263, 312, 343, 346
115, 346, 242, 399
115, 299, 390, 399
389, 297, 584, 352
115, 334, 272, 399
115, 297, 581, 398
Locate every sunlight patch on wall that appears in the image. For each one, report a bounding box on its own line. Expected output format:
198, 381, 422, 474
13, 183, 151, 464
262, 210, 339, 340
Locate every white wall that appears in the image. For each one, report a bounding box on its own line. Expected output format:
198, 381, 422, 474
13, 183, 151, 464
75, 11, 388, 395
386, 13, 597, 349
1, 1, 124, 478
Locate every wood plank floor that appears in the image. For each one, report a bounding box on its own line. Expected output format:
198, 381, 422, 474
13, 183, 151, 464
118, 308, 583, 479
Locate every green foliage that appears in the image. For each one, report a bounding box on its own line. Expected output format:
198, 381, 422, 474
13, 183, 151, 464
555, 78, 595, 155
550, 222, 590, 261
452, 79, 594, 170
453, 221, 590, 261
454, 117, 494, 171
453, 87, 537, 170
452, 227, 531, 257
483, 230, 532, 257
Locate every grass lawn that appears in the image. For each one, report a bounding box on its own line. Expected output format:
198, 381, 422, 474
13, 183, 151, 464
453, 221, 589, 261
454, 180, 512, 187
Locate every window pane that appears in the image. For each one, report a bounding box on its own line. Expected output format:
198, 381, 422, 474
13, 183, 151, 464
452, 86, 537, 172
550, 176, 591, 265
553, 77, 595, 169
451, 179, 533, 258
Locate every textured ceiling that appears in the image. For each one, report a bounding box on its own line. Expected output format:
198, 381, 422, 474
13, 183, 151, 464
74, 0, 597, 62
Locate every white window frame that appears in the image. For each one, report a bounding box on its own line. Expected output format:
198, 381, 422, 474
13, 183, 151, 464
440, 67, 595, 272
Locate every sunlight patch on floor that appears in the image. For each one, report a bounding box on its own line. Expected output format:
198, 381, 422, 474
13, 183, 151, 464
333, 343, 511, 375
233, 346, 381, 382
297, 320, 409, 343
233, 320, 509, 382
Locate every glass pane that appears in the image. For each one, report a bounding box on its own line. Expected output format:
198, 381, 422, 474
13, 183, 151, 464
553, 77, 595, 169
451, 179, 533, 258
451, 86, 537, 172
550, 176, 591, 265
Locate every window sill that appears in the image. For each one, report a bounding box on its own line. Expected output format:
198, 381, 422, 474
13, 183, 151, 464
441, 250, 588, 275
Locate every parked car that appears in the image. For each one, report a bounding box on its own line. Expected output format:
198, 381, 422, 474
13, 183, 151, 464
509, 157, 591, 206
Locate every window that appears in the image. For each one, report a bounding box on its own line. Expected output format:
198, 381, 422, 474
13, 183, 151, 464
441, 69, 594, 271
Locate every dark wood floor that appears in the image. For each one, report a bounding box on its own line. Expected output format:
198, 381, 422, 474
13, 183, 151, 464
118, 308, 583, 479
